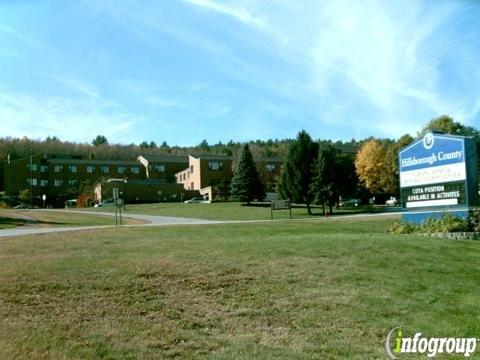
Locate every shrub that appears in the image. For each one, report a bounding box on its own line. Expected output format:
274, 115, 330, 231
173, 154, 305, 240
387, 214, 469, 234
0, 201, 8, 209
468, 208, 480, 232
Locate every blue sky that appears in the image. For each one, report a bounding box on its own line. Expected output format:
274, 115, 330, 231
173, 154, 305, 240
0, 0, 479, 146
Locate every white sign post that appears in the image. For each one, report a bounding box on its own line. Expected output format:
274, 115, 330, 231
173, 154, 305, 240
42, 194, 46, 209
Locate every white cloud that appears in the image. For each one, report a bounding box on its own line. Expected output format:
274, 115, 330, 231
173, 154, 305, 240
182, 0, 266, 30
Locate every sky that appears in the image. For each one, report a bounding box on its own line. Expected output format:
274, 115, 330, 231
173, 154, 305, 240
0, 0, 479, 146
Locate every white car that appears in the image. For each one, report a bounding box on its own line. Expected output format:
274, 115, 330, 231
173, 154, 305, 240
386, 197, 399, 206
184, 197, 209, 204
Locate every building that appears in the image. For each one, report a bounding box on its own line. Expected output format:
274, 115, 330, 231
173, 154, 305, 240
255, 156, 284, 192
175, 154, 283, 201
3, 154, 146, 206
137, 155, 189, 182
2, 151, 285, 206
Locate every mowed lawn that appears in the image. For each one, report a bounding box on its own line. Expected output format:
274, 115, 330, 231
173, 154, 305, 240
0, 209, 144, 228
85, 201, 386, 221
0, 216, 479, 359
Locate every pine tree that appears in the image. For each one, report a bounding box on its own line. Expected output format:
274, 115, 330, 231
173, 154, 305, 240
231, 144, 265, 204
278, 130, 318, 215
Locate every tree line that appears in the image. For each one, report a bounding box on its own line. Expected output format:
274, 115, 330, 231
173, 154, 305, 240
230, 115, 480, 214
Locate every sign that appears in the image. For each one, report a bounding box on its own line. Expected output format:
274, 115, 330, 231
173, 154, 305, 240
271, 199, 292, 220
272, 200, 290, 210
399, 132, 477, 223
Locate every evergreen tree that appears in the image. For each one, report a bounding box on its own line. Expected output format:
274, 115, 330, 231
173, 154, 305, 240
92, 135, 108, 146
278, 130, 318, 215
231, 144, 265, 204
311, 144, 337, 215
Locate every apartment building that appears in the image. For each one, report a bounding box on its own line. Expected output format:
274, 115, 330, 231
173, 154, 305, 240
3, 154, 146, 206
175, 154, 284, 201
137, 154, 189, 182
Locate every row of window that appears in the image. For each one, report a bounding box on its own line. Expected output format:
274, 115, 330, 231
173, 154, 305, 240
27, 164, 140, 175
26, 179, 79, 187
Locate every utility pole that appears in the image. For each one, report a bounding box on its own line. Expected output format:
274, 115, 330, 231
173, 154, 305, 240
7, 151, 11, 208
30, 148, 33, 209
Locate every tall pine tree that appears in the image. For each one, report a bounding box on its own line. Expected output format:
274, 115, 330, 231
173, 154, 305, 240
231, 144, 265, 204
278, 130, 318, 215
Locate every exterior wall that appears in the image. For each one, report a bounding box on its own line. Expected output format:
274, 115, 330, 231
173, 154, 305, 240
175, 155, 233, 191
98, 180, 200, 203
199, 158, 233, 189
3, 155, 49, 201
256, 159, 283, 192
137, 155, 189, 182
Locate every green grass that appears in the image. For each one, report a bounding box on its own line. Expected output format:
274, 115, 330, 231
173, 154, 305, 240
1, 215, 479, 359
84, 201, 389, 221
0, 216, 25, 229
0, 210, 144, 228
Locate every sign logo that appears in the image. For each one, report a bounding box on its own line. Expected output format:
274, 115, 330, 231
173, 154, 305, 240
385, 327, 478, 358
423, 132, 434, 149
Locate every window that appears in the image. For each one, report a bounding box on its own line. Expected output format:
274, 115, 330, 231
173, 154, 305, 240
27, 163, 38, 171
183, 173, 186, 181
27, 178, 38, 186
101, 166, 109, 174
131, 166, 140, 174
54, 165, 63, 173
208, 161, 223, 170
68, 179, 78, 186
40, 180, 48, 187
54, 179, 63, 187
190, 182, 194, 190
190, 165, 194, 173
68, 165, 77, 173
154, 164, 165, 172
117, 166, 126, 174
266, 164, 276, 172
87, 165, 96, 173
40, 165, 48, 173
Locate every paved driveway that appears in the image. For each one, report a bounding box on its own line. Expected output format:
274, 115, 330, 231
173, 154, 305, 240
0, 209, 223, 238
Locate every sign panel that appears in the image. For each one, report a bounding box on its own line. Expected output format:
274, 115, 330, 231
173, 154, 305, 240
399, 132, 477, 223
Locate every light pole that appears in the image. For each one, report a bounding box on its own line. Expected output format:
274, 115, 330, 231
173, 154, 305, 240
123, 179, 127, 211
29, 148, 33, 209
7, 151, 11, 208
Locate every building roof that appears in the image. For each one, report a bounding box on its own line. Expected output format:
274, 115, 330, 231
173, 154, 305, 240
257, 156, 284, 163
138, 154, 189, 163
47, 159, 140, 166
191, 154, 234, 160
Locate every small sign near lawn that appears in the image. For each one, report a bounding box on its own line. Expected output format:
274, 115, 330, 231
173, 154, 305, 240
271, 199, 292, 220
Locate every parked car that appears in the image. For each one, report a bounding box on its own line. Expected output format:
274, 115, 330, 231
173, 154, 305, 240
13, 204, 28, 209
386, 197, 399, 206
339, 198, 359, 207
94, 199, 116, 208
184, 197, 209, 204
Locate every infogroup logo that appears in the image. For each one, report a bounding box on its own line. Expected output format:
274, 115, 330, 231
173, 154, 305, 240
385, 327, 478, 358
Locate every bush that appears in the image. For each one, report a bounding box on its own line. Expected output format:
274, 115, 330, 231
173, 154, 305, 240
387, 214, 469, 234
0, 201, 8, 209
468, 208, 480, 232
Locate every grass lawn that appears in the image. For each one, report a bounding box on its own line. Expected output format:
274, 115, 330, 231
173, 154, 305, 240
0, 209, 144, 228
1, 215, 479, 358
84, 201, 391, 221
0, 216, 25, 229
